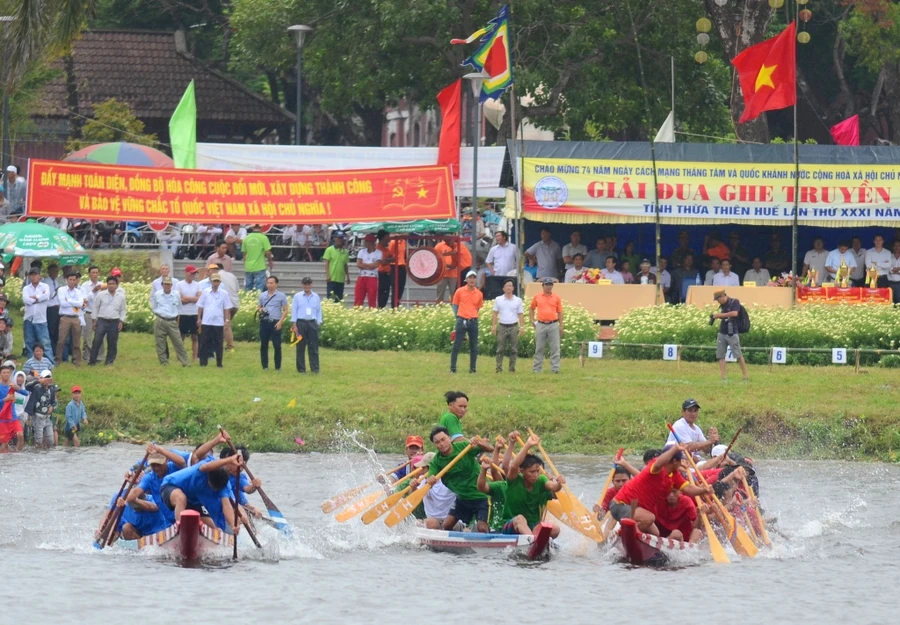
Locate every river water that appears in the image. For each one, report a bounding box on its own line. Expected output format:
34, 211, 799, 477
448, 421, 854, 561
1, 445, 896, 625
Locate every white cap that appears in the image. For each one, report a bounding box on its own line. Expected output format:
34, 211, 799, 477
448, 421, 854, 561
6, 165, 16, 173
465, 270, 477, 278
39, 369, 52, 379
711, 444, 728, 457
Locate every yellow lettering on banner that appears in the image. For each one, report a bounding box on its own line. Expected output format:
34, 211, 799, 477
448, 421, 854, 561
40, 170, 58, 186
58, 173, 82, 188
315, 180, 346, 195
269, 182, 287, 195
106, 175, 127, 192
261, 201, 276, 217
224, 202, 247, 217
209, 180, 231, 195
277, 201, 296, 216
91, 196, 109, 211
289, 182, 315, 196
166, 179, 183, 193
123, 196, 145, 212
249, 181, 268, 195
79, 195, 89, 209
182, 199, 205, 216
232, 180, 248, 195
85, 174, 105, 189
146, 198, 168, 213
129, 176, 152, 192
297, 201, 327, 216
347, 179, 373, 194
207, 200, 224, 217
184, 179, 208, 194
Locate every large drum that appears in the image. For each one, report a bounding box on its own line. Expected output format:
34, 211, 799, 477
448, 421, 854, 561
407, 247, 444, 286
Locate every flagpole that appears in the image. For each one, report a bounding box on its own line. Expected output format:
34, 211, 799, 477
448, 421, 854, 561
791, 10, 800, 307
671, 56, 676, 119
626, 0, 663, 304
508, 1, 525, 296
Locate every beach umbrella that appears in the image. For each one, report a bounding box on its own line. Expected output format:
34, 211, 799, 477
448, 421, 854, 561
349, 219, 461, 234
65, 142, 174, 168
0, 221, 88, 259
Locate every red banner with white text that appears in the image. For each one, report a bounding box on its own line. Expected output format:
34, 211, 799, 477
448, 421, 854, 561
27, 160, 455, 224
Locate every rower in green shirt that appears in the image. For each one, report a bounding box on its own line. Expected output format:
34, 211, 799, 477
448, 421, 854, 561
439, 390, 468, 441
478, 433, 564, 538
412, 426, 494, 532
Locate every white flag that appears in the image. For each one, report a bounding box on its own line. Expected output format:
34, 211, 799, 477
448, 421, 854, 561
654, 110, 675, 143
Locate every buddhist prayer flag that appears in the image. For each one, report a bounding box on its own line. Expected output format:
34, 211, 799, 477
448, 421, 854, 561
732, 22, 796, 123
169, 80, 197, 169
830, 114, 860, 146
436, 79, 462, 179
456, 5, 513, 102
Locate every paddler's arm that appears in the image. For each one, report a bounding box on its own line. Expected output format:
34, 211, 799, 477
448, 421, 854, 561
489, 438, 505, 481
545, 474, 565, 493
126, 486, 159, 512
191, 430, 229, 465
148, 443, 187, 469
222, 497, 240, 535
199, 455, 239, 473
500, 430, 519, 475
617, 457, 640, 477
651, 443, 684, 473
477, 456, 492, 494
508, 433, 538, 482
682, 483, 713, 498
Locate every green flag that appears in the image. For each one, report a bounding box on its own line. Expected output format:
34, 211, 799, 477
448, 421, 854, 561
169, 80, 197, 169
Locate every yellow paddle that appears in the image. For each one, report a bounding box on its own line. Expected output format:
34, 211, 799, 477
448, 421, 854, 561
741, 475, 772, 546
360, 467, 426, 525
667, 423, 758, 558
688, 470, 729, 564
522, 431, 606, 542
384, 445, 474, 528
335, 490, 388, 523
321, 459, 412, 513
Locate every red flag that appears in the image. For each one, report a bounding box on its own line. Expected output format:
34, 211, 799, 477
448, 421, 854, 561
483, 36, 508, 78
733, 22, 796, 123
830, 114, 860, 146
436, 80, 462, 180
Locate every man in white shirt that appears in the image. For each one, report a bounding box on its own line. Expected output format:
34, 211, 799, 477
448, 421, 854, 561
151, 276, 190, 367
43, 264, 62, 351
802, 237, 828, 283
824, 240, 857, 284
564, 253, 586, 283
561, 231, 587, 270
653, 257, 672, 301
665, 398, 719, 460
89, 276, 127, 366
849, 236, 867, 286
225, 223, 247, 260
703, 257, 721, 285
81, 265, 103, 360
525, 228, 562, 279
865, 234, 891, 288
743, 257, 771, 286
194, 224, 222, 259
215, 264, 241, 351
600, 256, 625, 284
197, 273, 231, 367
56, 271, 87, 365
712, 259, 741, 287
23, 268, 53, 360
485, 231, 518, 277
44, 217, 69, 232
175, 265, 203, 361
889, 239, 900, 303
150, 265, 171, 297
354, 234, 382, 308
491, 278, 524, 373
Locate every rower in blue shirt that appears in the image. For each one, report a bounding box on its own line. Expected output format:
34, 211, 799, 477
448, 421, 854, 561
123, 445, 191, 538
160, 453, 242, 533
220, 446, 263, 516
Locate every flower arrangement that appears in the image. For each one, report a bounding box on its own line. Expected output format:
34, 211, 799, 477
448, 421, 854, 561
572, 268, 603, 284
768, 272, 800, 287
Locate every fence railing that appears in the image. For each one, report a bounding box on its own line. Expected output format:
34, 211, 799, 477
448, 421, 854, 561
577, 340, 900, 373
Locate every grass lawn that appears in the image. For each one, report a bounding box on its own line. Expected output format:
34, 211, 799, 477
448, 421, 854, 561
44, 330, 900, 461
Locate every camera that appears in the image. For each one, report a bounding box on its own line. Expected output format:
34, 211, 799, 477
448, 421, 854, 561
257, 308, 271, 322
708, 314, 715, 326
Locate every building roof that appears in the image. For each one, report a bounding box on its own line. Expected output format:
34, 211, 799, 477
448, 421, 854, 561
37, 30, 293, 127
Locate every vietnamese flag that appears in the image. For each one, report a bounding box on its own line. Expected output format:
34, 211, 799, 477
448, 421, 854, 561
436, 79, 462, 179
733, 22, 796, 123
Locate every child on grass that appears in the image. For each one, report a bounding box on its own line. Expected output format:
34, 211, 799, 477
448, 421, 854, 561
63, 385, 88, 447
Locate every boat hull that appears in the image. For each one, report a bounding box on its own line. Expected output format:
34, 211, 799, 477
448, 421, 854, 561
136, 510, 234, 560
616, 518, 700, 566
416, 526, 552, 561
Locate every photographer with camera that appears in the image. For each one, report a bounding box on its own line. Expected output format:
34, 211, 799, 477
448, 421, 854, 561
711, 290, 749, 382
258, 276, 289, 371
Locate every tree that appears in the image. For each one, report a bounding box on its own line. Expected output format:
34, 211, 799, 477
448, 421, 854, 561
65, 98, 158, 152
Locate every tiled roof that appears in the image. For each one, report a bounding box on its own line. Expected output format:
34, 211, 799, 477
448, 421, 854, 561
37, 30, 293, 126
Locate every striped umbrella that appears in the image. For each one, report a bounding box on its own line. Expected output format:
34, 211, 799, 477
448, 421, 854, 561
65, 142, 174, 168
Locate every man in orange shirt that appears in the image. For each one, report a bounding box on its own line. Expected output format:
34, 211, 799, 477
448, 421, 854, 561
450, 271, 484, 374
435, 237, 471, 303
529, 277, 564, 373
376, 230, 394, 309
389, 236, 407, 307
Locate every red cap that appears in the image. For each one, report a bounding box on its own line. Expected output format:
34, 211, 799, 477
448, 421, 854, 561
185, 265, 198, 273
110, 268, 123, 277
364, 234, 377, 242
71, 385, 82, 393
405, 435, 424, 448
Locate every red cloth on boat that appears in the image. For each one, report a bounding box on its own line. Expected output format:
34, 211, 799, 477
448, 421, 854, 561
613, 463, 687, 512
655, 494, 697, 539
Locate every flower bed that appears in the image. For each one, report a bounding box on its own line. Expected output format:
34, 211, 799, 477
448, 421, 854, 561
4, 277, 597, 357
614, 303, 900, 366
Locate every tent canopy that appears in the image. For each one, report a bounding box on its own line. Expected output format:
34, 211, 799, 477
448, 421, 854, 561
349, 219, 461, 234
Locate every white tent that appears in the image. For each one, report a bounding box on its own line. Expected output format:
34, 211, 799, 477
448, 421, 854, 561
196, 144, 508, 198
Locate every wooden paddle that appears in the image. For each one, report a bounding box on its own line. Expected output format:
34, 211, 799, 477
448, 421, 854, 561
232, 464, 240, 560
94, 476, 132, 549
741, 474, 772, 546
322, 459, 412, 513
229, 497, 263, 548
98, 452, 150, 549
719, 427, 742, 460
384, 445, 473, 528
596, 448, 624, 509
687, 470, 729, 564
219, 426, 292, 535
360, 467, 427, 525
522, 431, 606, 542
667, 423, 758, 558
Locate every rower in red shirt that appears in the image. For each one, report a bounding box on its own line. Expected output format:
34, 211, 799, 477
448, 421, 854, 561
610, 444, 712, 536
655, 488, 701, 543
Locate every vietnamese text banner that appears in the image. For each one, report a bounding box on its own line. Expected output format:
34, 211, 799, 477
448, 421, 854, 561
523, 157, 900, 225
27, 160, 455, 224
